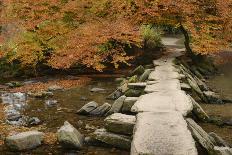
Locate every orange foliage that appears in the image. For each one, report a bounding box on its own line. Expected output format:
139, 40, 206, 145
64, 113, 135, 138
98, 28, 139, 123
10, 77, 91, 92
0, 0, 231, 71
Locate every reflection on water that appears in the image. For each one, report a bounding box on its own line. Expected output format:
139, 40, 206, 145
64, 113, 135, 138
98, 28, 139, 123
200, 62, 232, 145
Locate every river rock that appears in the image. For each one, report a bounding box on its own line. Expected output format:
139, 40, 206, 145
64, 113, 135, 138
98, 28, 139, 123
186, 118, 215, 154
28, 117, 41, 126
121, 97, 138, 113
57, 121, 84, 149
77, 101, 98, 115
48, 85, 63, 91
203, 91, 223, 104
214, 146, 232, 155
106, 88, 123, 100
5, 131, 44, 151
130, 65, 145, 76
125, 89, 143, 97
139, 69, 152, 82
209, 132, 231, 147
6, 113, 22, 121
91, 128, 131, 150
224, 119, 232, 126
189, 95, 209, 122
106, 96, 126, 116
104, 113, 136, 135
128, 75, 138, 83
90, 88, 106, 93
45, 100, 58, 107
89, 103, 111, 116
187, 78, 208, 103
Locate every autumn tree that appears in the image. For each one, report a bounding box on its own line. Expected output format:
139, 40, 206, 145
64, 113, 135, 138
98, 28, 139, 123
0, 0, 231, 74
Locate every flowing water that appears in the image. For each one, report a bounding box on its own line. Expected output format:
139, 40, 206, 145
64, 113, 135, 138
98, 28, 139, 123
0, 77, 130, 155
199, 60, 232, 144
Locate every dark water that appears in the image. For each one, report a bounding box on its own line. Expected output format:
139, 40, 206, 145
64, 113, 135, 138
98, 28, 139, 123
199, 62, 232, 144
0, 77, 129, 155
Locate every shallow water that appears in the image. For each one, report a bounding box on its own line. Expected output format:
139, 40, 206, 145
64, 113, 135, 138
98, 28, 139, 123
199, 62, 232, 144
0, 77, 130, 155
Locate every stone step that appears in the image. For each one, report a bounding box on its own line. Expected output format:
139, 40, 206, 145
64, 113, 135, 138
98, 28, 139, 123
131, 112, 197, 155
148, 70, 181, 81
145, 79, 181, 93
128, 83, 147, 89
104, 113, 136, 135
122, 97, 138, 113
131, 90, 193, 116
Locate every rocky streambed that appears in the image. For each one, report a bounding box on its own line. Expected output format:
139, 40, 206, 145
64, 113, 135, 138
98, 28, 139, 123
0, 50, 232, 155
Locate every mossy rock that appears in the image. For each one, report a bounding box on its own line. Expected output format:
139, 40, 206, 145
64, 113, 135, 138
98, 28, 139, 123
125, 89, 143, 97
128, 75, 138, 83
130, 65, 145, 76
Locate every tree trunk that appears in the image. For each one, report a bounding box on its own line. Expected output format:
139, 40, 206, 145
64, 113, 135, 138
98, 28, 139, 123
179, 24, 196, 60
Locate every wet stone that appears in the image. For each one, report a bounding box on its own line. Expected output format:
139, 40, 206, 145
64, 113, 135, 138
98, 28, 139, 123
5, 131, 44, 151
121, 97, 138, 113
57, 121, 84, 149
104, 113, 136, 135
106, 96, 126, 116
91, 128, 131, 150
45, 100, 58, 107
89, 103, 111, 116
203, 91, 223, 104
28, 117, 41, 126
77, 101, 98, 115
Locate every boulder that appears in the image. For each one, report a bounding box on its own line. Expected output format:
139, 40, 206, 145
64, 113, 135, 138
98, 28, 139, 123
91, 128, 131, 150
187, 78, 208, 103
90, 88, 106, 93
189, 95, 209, 122
77, 101, 98, 115
130, 65, 145, 76
125, 89, 143, 97
203, 91, 223, 104
139, 69, 152, 82
57, 121, 84, 149
5, 131, 44, 151
89, 103, 111, 116
104, 113, 136, 135
106, 88, 123, 100
106, 96, 126, 116
121, 97, 138, 113
107, 82, 128, 100
186, 118, 215, 154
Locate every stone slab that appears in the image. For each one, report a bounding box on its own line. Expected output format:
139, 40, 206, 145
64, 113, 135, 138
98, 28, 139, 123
148, 70, 181, 80
144, 79, 181, 93
131, 90, 193, 116
131, 112, 197, 155
128, 83, 147, 89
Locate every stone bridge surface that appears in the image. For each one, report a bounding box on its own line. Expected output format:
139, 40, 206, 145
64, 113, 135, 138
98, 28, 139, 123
130, 37, 198, 155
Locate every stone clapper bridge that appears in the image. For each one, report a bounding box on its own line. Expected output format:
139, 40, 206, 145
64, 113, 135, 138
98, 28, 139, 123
130, 37, 198, 155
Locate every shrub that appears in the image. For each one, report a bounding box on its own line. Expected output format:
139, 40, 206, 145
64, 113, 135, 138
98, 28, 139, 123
140, 24, 163, 49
